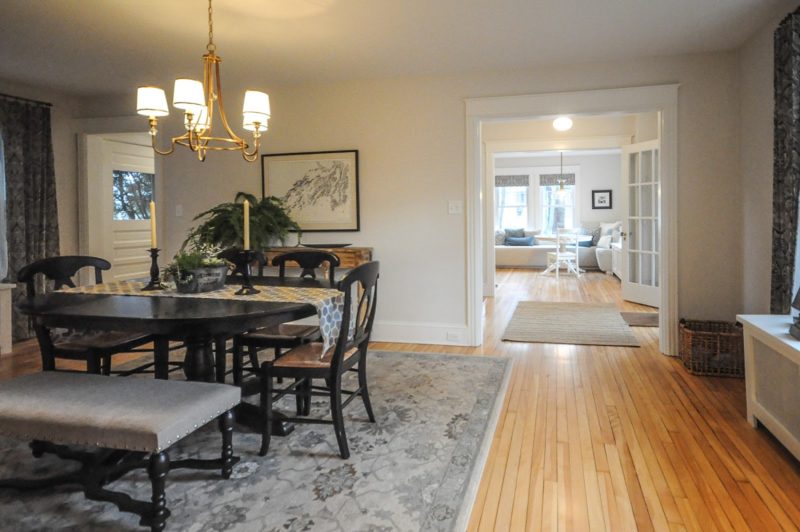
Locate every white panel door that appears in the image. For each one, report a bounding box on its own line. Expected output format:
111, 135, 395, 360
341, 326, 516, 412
107, 141, 155, 281
621, 140, 660, 308
82, 136, 155, 282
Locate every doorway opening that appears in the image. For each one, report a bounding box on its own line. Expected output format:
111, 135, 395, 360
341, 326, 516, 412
465, 85, 678, 355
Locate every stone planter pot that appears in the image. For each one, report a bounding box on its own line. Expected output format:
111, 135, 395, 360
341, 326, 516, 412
175, 265, 229, 294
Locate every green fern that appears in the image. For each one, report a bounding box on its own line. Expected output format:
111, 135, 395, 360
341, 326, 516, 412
184, 192, 300, 251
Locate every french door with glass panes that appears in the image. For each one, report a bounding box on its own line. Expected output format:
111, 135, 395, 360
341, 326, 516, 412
620, 140, 660, 308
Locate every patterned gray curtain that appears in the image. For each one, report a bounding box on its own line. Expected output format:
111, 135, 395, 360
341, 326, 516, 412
0, 95, 60, 340
771, 10, 800, 313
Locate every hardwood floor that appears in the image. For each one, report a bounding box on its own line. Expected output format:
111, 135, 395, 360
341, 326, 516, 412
2, 269, 799, 530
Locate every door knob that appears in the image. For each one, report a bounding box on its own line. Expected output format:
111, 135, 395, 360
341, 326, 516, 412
620, 231, 628, 241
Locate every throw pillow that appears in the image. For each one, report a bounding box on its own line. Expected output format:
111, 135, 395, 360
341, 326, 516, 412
523, 229, 541, 239
578, 239, 593, 247
495, 230, 506, 245
504, 228, 525, 238
506, 236, 534, 246
599, 221, 622, 236
597, 235, 613, 248
591, 226, 602, 246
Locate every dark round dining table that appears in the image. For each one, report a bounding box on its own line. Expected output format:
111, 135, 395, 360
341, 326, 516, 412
16, 276, 330, 382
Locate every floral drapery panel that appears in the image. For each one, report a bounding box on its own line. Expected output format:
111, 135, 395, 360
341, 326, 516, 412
771, 9, 800, 314
0, 95, 60, 340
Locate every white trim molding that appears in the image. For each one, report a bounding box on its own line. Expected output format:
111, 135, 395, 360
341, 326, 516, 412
371, 320, 470, 346
465, 84, 680, 355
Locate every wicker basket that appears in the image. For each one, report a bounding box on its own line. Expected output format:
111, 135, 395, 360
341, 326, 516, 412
679, 319, 744, 378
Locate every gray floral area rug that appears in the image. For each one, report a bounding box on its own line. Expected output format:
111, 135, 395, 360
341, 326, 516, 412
0, 351, 510, 531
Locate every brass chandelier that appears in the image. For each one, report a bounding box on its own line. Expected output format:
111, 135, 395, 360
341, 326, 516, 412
136, 0, 270, 162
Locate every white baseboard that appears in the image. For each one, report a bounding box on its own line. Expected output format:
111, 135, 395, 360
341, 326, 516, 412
371, 320, 471, 346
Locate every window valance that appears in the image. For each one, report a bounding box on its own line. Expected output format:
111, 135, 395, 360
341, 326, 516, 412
495, 174, 529, 187
539, 173, 575, 187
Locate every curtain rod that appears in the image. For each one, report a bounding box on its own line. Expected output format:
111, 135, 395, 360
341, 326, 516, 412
0, 92, 52, 108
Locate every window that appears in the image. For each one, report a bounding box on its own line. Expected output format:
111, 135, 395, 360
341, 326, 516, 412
494, 173, 531, 229
496, 186, 528, 229
540, 184, 576, 234
0, 134, 6, 280
539, 172, 576, 234
112, 170, 154, 220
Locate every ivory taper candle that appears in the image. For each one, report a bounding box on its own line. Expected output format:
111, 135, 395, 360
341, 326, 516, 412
149, 201, 157, 249
243, 200, 250, 251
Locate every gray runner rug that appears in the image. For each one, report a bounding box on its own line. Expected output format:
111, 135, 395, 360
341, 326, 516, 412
0, 351, 511, 532
503, 301, 640, 347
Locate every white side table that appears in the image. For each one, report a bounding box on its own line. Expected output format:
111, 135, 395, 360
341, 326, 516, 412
737, 314, 800, 461
0, 283, 14, 355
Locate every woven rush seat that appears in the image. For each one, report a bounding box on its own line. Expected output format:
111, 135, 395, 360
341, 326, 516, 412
0, 372, 240, 452
245, 323, 320, 343
273, 342, 358, 369
51, 330, 151, 352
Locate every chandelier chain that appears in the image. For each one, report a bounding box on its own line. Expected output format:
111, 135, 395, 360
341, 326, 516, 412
206, 0, 216, 53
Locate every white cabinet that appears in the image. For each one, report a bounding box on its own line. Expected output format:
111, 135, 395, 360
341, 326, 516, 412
611, 242, 622, 280
737, 314, 800, 461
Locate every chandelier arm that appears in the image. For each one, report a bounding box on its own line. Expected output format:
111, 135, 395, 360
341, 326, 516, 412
242, 134, 260, 161
211, 59, 246, 142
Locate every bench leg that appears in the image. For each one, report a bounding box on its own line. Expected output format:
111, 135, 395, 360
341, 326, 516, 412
219, 410, 234, 479
148, 451, 169, 532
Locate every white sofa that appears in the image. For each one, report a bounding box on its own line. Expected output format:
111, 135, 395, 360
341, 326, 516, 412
495, 222, 622, 270
495, 243, 599, 269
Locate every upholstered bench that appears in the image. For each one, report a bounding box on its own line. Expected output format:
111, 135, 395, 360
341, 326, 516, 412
0, 372, 241, 531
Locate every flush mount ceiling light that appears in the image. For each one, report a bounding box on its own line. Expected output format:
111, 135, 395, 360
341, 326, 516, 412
135, 0, 270, 162
552, 116, 573, 132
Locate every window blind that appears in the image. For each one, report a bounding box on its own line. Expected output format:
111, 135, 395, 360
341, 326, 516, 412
495, 174, 529, 187
539, 173, 575, 186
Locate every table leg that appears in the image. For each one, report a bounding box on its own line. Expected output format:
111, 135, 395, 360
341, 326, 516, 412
183, 338, 216, 382
154, 338, 170, 380
214, 337, 228, 384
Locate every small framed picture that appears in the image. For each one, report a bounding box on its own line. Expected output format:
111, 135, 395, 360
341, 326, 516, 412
592, 190, 612, 209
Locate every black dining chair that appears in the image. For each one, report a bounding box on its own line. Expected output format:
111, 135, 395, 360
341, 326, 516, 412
230, 250, 341, 386
259, 261, 379, 459
18, 256, 157, 375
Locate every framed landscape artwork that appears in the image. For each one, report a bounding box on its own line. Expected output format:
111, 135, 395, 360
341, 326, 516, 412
261, 150, 360, 232
592, 189, 612, 209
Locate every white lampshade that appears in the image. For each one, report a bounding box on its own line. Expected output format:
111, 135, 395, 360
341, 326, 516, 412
242, 90, 270, 120
173, 79, 205, 112
136, 86, 169, 117
243, 114, 268, 132
189, 105, 210, 133
553, 116, 573, 132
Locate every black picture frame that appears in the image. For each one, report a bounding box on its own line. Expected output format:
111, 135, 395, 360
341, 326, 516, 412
592, 189, 612, 209
261, 150, 360, 232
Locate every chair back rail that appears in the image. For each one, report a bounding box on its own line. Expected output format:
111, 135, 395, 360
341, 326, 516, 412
218, 248, 266, 279
17, 256, 111, 296
272, 251, 341, 284
331, 261, 379, 374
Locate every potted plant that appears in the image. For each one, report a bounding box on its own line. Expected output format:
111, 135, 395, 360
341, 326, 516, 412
184, 192, 300, 251
162, 240, 230, 293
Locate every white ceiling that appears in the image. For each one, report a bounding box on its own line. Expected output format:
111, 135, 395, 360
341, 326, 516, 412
0, 0, 794, 96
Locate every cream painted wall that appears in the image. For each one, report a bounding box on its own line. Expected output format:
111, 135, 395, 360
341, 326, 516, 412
494, 153, 625, 226
0, 79, 80, 258
71, 50, 744, 342
739, 14, 780, 313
